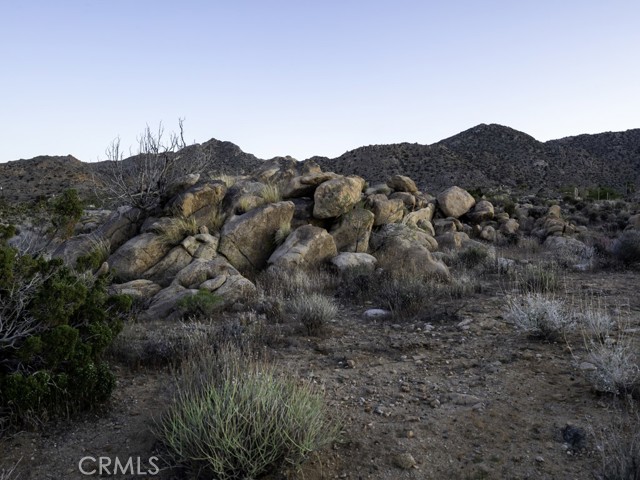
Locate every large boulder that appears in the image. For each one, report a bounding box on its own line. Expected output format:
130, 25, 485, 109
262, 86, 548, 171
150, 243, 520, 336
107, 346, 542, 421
282, 172, 339, 199
167, 181, 227, 222
371, 225, 448, 280
108, 279, 162, 301
387, 175, 418, 193
138, 284, 197, 321
142, 245, 193, 287
53, 206, 143, 267
466, 200, 494, 223
268, 225, 337, 270
218, 201, 295, 274
108, 233, 172, 282
313, 176, 365, 219
93, 206, 143, 251
371, 223, 439, 253
437, 186, 476, 218
172, 257, 257, 310
330, 252, 377, 273
403, 205, 436, 228
330, 208, 375, 253
371, 198, 405, 226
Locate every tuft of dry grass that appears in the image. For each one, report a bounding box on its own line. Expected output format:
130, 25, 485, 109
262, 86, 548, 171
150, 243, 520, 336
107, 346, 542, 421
289, 292, 338, 336
157, 216, 198, 246
260, 183, 282, 203
274, 220, 292, 246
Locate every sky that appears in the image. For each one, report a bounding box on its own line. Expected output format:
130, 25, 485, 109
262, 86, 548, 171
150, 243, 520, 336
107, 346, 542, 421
1, 0, 639, 163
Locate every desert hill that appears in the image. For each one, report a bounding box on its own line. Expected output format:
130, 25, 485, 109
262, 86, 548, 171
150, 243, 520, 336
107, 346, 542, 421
1, 124, 639, 204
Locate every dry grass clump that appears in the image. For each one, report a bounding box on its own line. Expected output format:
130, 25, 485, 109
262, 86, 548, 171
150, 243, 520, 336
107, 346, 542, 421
289, 292, 338, 336
210, 173, 238, 188
156, 345, 338, 480
158, 216, 198, 246
505, 293, 573, 340
0, 460, 19, 480
274, 220, 292, 246
592, 402, 640, 480
204, 206, 227, 233
75, 236, 111, 272
516, 263, 561, 293
260, 183, 282, 203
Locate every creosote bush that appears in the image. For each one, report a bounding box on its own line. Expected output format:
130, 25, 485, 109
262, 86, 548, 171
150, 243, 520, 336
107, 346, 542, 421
0, 236, 130, 431
517, 263, 561, 293
157, 345, 338, 480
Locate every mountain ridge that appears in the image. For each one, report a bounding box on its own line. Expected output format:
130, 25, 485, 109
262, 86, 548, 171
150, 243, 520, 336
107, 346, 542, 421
1, 124, 639, 203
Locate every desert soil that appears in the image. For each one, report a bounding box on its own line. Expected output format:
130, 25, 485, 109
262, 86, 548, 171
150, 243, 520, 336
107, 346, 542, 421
1, 269, 639, 480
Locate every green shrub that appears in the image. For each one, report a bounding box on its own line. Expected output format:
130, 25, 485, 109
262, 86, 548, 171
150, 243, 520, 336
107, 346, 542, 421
176, 290, 222, 320
51, 189, 83, 239
0, 244, 129, 430
157, 346, 337, 480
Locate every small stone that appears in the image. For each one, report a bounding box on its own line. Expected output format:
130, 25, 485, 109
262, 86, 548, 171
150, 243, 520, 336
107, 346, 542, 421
374, 405, 385, 415
579, 361, 597, 371
363, 308, 392, 320
392, 452, 417, 470
346, 359, 356, 369
535, 456, 545, 463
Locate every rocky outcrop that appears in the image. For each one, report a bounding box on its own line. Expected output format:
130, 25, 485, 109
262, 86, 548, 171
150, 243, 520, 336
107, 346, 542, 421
330, 208, 375, 253
371, 223, 449, 280
268, 225, 337, 270
218, 201, 295, 274
313, 176, 365, 218
108, 233, 172, 282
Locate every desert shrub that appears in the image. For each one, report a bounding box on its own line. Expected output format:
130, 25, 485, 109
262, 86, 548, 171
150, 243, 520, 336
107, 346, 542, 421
448, 245, 494, 271
157, 216, 198, 246
446, 271, 484, 298
157, 346, 337, 480
176, 290, 222, 320
505, 293, 573, 340
0, 243, 130, 430
289, 293, 338, 335
376, 272, 435, 320
257, 267, 335, 299
100, 120, 211, 210
583, 332, 639, 396
51, 188, 84, 239
611, 230, 640, 265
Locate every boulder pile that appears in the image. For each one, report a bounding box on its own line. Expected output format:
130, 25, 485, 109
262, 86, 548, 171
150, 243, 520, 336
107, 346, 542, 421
52, 160, 589, 320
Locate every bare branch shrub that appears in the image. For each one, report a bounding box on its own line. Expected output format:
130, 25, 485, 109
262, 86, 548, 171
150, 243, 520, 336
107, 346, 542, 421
98, 119, 210, 210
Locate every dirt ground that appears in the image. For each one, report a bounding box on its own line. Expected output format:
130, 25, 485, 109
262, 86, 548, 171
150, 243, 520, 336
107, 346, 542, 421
1, 268, 639, 480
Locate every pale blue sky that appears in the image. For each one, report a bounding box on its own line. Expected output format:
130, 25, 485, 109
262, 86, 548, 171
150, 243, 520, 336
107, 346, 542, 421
1, 0, 639, 162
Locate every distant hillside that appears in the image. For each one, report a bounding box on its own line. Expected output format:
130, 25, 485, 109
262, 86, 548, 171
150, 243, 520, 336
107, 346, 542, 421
315, 124, 637, 195
1, 139, 262, 204
1, 125, 639, 204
